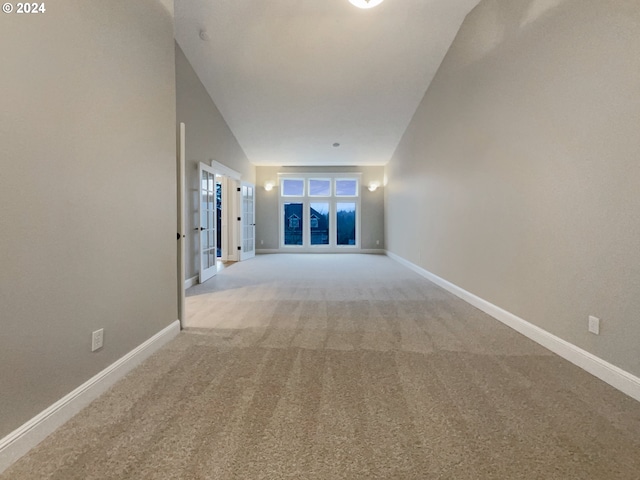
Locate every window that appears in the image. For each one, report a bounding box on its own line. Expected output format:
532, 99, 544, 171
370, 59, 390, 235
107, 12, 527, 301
335, 179, 358, 196
284, 203, 303, 245
279, 173, 360, 249
310, 203, 329, 245
281, 178, 304, 196
336, 202, 356, 245
309, 179, 331, 197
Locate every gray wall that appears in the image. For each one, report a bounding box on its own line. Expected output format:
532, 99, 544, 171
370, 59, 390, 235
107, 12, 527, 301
385, 0, 640, 376
175, 44, 255, 280
256, 166, 385, 251
0, 0, 178, 438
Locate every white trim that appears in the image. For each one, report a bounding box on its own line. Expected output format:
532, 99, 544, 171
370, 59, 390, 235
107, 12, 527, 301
210, 160, 241, 180
255, 249, 385, 255
184, 275, 198, 289
278, 172, 363, 179
0, 320, 181, 474
386, 250, 640, 403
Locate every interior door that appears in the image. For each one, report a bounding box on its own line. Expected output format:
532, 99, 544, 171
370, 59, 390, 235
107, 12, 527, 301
178, 123, 186, 322
240, 183, 255, 261
199, 162, 218, 283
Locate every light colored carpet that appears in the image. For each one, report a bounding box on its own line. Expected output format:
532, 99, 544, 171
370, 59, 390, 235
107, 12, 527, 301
3, 254, 640, 479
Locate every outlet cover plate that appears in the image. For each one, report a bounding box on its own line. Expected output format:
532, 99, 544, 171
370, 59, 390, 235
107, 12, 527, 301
92, 328, 104, 351
588, 316, 600, 335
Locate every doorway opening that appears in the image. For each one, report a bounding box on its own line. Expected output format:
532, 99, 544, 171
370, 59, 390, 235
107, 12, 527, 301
177, 123, 255, 327
198, 165, 239, 283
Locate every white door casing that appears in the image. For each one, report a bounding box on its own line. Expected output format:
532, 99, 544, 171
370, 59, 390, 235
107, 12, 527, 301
209, 160, 243, 263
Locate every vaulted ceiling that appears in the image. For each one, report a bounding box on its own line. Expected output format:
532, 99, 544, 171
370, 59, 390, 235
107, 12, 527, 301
174, 0, 482, 166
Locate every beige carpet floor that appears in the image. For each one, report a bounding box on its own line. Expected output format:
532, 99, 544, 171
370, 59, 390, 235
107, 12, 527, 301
3, 254, 640, 479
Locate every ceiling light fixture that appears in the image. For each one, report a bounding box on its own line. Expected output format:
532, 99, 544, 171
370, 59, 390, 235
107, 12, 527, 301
349, 0, 384, 9
199, 29, 210, 41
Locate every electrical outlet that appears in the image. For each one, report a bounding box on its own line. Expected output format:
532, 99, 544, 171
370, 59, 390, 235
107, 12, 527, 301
588, 316, 600, 335
376, 240, 380, 246
92, 328, 104, 351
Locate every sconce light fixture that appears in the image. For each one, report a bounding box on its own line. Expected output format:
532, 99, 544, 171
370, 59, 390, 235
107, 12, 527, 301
349, 0, 384, 8
264, 181, 275, 192
367, 181, 380, 192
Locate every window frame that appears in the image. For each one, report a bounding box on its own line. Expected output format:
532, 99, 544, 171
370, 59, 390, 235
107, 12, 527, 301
278, 172, 361, 251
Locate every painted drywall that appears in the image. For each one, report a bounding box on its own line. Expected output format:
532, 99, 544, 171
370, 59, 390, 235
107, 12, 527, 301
175, 43, 255, 280
256, 166, 385, 251
159, 0, 174, 16
0, 1, 177, 438
385, 0, 640, 376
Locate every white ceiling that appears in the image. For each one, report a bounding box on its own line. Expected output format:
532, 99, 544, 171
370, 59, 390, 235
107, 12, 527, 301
174, 0, 481, 166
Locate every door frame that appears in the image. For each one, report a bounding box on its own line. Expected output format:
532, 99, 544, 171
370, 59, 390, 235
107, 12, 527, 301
210, 160, 242, 263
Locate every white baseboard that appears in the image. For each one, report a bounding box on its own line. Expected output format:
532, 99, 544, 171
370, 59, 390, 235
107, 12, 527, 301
184, 275, 198, 289
386, 250, 640, 403
255, 248, 386, 255
0, 320, 181, 474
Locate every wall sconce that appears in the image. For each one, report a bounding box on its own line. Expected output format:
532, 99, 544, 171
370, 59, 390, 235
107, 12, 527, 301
264, 181, 275, 191
349, 0, 385, 9
367, 181, 380, 192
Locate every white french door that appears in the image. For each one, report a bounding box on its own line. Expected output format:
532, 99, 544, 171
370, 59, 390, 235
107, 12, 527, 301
198, 162, 218, 283
240, 183, 256, 261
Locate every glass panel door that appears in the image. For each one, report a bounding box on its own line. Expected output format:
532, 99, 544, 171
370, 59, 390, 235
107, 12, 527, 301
216, 179, 222, 258
198, 163, 218, 283
241, 183, 256, 260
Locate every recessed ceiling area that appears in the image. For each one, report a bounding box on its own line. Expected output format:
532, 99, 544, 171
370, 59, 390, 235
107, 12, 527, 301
175, 0, 482, 166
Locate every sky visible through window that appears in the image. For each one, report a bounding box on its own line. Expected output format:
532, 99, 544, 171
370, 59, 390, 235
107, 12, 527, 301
309, 179, 331, 196
282, 179, 304, 196
335, 179, 357, 196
